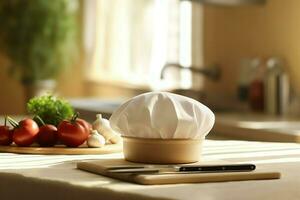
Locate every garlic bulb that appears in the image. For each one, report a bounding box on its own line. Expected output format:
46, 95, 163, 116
87, 130, 106, 148
92, 114, 121, 144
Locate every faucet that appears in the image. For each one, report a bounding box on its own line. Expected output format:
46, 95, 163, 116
160, 63, 221, 80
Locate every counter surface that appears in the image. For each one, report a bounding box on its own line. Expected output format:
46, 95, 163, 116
1, 139, 300, 200
212, 113, 300, 143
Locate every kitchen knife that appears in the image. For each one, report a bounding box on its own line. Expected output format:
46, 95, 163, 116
108, 164, 256, 174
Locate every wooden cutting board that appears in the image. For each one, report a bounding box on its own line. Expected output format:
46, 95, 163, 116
77, 159, 281, 185
0, 143, 122, 155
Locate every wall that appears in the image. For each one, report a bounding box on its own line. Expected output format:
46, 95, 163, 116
0, 2, 86, 115
0, 55, 25, 114
0, 53, 85, 115
2, 0, 300, 114
203, 0, 300, 98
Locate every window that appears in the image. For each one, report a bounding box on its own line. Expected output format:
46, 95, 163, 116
84, 0, 204, 90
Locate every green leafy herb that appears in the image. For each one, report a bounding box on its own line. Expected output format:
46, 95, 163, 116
27, 95, 74, 126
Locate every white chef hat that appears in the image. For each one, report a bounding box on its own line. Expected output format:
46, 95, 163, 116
110, 92, 215, 139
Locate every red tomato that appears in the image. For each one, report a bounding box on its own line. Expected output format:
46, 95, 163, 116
13, 119, 39, 147
57, 120, 89, 147
0, 126, 13, 145
38, 125, 58, 147
76, 118, 91, 134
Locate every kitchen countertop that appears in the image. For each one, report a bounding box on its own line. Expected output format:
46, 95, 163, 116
69, 98, 300, 143
212, 113, 300, 143
1, 139, 300, 200
2, 100, 299, 199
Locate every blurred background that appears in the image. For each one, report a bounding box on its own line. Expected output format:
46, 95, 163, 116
0, 0, 299, 118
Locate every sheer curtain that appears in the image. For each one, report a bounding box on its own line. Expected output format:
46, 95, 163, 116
84, 0, 203, 90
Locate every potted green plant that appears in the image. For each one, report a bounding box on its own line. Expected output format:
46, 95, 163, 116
0, 0, 79, 101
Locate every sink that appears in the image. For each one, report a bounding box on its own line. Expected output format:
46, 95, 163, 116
69, 98, 124, 122
168, 88, 205, 101
169, 88, 238, 113
68, 91, 233, 122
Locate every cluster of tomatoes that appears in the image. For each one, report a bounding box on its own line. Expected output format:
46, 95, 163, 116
0, 113, 91, 147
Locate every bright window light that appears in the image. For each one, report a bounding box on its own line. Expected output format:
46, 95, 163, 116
179, 0, 192, 89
